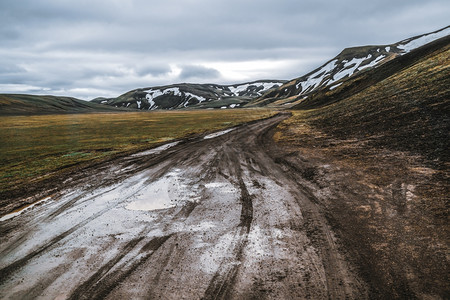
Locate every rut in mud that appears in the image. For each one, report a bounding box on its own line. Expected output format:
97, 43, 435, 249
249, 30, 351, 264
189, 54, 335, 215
0, 114, 368, 299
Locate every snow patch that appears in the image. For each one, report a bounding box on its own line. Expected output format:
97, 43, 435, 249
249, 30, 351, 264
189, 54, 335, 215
185, 92, 206, 103
359, 55, 385, 70
296, 59, 337, 94
398, 27, 450, 53
329, 56, 371, 84
329, 82, 342, 90
145, 93, 155, 108
228, 82, 283, 96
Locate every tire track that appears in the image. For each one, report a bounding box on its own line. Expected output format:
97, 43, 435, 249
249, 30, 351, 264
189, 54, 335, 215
0, 114, 369, 299
0, 205, 114, 284
68, 235, 172, 300
202, 162, 253, 300
262, 139, 367, 299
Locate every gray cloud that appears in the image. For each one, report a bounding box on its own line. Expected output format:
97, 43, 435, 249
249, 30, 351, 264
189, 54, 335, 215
178, 65, 221, 81
134, 64, 172, 77
0, 0, 448, 99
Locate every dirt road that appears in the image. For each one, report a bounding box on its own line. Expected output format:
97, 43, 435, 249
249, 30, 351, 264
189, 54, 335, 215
0, 114, 368, 299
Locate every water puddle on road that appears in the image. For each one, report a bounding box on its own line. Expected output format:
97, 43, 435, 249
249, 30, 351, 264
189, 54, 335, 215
131, 141, 180, 157
126, 169, 201, 211
204, 128, 235, 139
0, 196, 52, 222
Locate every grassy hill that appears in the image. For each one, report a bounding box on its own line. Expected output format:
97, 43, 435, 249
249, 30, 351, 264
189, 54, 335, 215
0, 94, 128, 116
292, 35, 450, 111
250, 26, 449, 109
273, 37, 449, 298
291, 39, 449, 164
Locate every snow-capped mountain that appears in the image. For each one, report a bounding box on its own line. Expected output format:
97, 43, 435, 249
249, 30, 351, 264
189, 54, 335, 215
251, 26, 450, 108
93, 26, 449, 111
92, 81, 285, 110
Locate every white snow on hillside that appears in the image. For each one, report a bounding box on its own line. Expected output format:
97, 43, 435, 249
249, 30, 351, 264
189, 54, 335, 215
293, 53, 381, 96
140, 82, 282, 109
329, 55, 371, 84
397, 27, 450, 53
295, 59, 337, 92
361, 55, 385, 69
145, 94, 155, 108
290, 27, 449, 98
259, 82, 283, 91
228, 84, 250, 95
228, 82, 283, 96
185, 92, 206, 102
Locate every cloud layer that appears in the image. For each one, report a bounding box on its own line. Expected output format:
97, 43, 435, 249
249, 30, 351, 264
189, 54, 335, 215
0, 0, 448, 99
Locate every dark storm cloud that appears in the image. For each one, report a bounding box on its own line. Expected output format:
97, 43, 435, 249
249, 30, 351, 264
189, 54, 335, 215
0, 0, 448, 99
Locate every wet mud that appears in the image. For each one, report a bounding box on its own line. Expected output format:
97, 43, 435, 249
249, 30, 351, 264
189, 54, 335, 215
0, 114, 368, 299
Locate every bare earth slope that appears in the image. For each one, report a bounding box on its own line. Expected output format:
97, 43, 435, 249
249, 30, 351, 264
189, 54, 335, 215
0, 114, 368, 299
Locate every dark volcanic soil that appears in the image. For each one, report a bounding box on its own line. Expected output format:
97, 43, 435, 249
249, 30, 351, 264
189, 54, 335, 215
274, 116, 449, 299
0, 114, 369, 299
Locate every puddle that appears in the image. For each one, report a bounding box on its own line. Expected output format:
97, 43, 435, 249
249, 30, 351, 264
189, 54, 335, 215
126, 169, 201, 211
205, 182, 227, 188
0, 196, 52, 222
204, 128, 235, 139
131, 141, 180, 157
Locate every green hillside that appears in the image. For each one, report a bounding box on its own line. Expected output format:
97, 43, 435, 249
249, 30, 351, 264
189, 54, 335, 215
0, 94, 128, 115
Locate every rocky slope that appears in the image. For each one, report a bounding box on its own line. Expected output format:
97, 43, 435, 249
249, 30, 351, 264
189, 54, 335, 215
92, 81, 285, 110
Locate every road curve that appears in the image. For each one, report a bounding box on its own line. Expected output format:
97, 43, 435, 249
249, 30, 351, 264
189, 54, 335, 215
0, 114, 367, 299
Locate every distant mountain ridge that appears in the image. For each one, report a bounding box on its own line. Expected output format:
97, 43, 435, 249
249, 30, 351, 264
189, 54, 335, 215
249, 26, 450, 108
93, 26, 449, 111
0, 94, 127, 116
92, 80, 286, 110
3, 27, 448, 115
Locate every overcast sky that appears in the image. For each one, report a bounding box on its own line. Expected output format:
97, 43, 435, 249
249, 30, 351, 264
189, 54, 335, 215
0, 0, 449, 99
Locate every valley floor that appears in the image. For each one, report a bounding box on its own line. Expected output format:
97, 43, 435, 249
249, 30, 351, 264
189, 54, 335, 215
0, 113, 447, 299
0, 114, 368, 299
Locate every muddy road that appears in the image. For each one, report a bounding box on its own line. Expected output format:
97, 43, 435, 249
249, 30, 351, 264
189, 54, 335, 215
0, 114, 368, 299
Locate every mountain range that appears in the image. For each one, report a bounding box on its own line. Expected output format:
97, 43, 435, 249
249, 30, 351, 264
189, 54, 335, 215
0, 26, 448, 114
91, 26, 448, 111
91, 80, 286, 110
251, 26, 450, 108
0, 94, 128, 116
